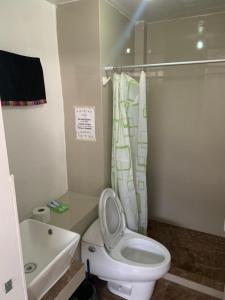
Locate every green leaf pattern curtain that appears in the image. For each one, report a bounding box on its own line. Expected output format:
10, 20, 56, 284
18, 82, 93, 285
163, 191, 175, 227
111, 71, 148, 234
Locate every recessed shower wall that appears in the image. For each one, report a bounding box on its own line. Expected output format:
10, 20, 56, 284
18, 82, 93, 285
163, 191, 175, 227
146, 13, 225, 237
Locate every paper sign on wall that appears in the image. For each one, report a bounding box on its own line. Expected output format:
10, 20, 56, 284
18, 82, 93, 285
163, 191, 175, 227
75, 106, 96, 141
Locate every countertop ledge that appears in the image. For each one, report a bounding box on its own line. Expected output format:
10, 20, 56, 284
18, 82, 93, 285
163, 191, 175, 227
49, 191, 99, 231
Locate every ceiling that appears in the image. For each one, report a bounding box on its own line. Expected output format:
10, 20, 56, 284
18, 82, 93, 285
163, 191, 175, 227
107, 0, 225, 22
46, 0, 225, 22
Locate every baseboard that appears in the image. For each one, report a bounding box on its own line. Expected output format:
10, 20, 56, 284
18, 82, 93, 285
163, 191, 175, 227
164, 273, 224, 300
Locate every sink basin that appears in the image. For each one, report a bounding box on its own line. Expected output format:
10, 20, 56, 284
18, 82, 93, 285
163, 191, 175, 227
20, 219, 80, 300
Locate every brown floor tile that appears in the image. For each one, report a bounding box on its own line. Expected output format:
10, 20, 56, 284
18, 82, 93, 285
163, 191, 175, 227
153, 279, 219, 300
148, 220, 225, 285
150, 279, 169, 300
93, 277, 219, 300
170, 266, 224, 291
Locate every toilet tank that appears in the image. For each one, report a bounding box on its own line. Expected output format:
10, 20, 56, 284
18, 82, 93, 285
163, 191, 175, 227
81, 219, 106, 275
82, 219, 104, 246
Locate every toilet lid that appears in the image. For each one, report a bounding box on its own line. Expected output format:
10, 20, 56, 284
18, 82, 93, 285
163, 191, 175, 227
99, 188, 126, 251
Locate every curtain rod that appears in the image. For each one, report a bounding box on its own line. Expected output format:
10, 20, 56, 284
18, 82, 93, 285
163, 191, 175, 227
104, 59, 225, 71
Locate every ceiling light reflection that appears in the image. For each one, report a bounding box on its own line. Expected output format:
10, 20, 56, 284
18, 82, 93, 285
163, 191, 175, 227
196, 40, 204, 50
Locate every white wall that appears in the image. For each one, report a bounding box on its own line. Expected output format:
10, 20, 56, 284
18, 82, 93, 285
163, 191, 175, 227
0, 108, 27, 299
0, 0, 68, 220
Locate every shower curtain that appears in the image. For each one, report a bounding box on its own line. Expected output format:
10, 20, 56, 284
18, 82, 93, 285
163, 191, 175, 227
111, 71, 148, 234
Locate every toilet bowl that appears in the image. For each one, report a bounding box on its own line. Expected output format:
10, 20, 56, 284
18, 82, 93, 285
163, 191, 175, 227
81, 188, 171, 300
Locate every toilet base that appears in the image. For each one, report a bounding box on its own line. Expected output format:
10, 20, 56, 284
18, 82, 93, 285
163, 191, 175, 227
106, 279, 156, 300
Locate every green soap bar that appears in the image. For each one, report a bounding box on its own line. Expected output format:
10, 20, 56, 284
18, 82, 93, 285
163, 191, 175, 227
50, 203, 69, 214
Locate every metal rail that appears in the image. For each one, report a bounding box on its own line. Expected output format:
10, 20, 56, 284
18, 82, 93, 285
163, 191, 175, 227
104, 59, 225, 71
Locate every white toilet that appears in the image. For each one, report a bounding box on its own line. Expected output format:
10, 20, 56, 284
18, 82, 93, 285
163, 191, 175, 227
81, 188, 171, 300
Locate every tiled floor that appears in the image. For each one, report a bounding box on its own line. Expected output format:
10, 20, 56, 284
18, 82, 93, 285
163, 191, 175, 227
170, 266, 224, 291
94, 277, 219, 300
152, 279, 219, 300
148, 220, 225, 285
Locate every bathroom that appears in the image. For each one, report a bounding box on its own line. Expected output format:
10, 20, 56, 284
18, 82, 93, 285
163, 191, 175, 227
0, 0, 225, 299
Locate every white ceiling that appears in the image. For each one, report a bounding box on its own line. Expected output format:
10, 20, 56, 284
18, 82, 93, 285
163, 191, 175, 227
107, 0, 225, 22
47, 0, 225, 22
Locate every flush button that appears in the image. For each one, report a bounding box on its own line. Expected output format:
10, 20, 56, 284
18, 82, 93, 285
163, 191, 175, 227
88, 246, 96, 253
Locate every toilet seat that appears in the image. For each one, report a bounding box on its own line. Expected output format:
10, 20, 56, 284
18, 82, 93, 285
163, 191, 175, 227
99, 188, 168, 268
99, 188, 126, 251
110, 231, 166, 267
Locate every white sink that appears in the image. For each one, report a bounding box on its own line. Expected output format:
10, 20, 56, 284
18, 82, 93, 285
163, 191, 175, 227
20, 219, 80, 300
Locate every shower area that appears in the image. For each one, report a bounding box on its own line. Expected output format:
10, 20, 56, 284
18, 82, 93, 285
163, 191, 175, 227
99, 0, 225, 297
